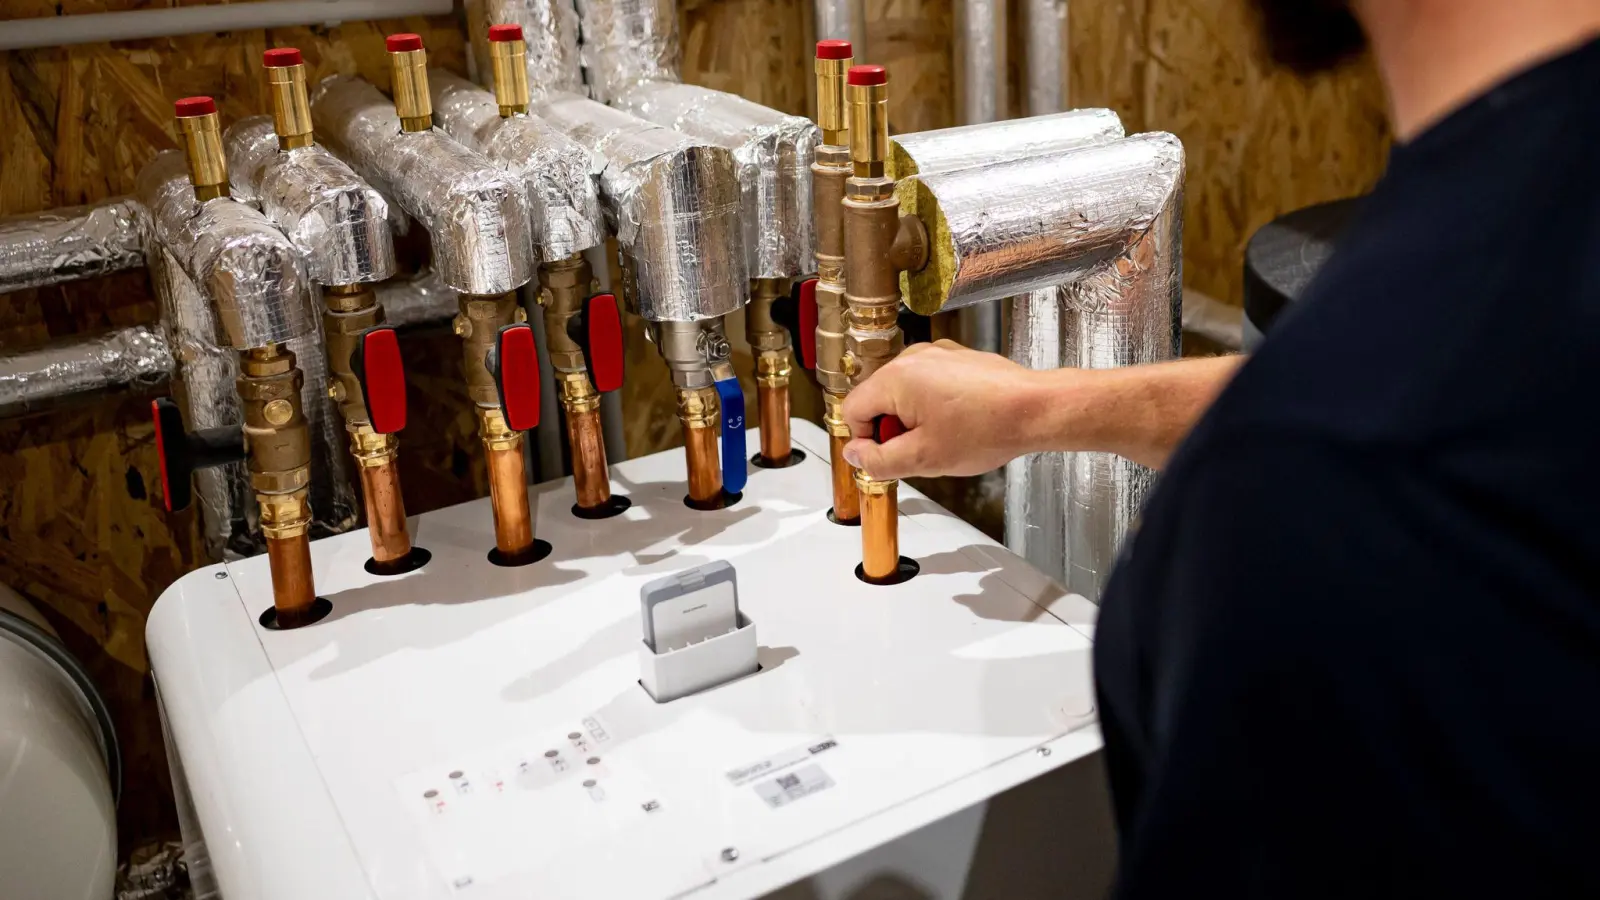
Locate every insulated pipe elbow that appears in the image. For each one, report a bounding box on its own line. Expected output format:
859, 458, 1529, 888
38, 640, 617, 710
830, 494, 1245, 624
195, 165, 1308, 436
223, 116, 398, 287
309, 75, 534, 295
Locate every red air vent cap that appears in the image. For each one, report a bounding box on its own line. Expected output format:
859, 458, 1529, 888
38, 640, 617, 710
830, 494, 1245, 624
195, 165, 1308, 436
386, 33, 425, 53
488, 23, 524, 42
174, 96, 216, 118
846, 64, 887, 86
263, 47, 303, 67
816, 40, 853, 60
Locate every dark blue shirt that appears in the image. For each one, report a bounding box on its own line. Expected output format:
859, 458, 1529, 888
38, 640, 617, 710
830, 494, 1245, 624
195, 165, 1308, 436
1096, 37, 1600, 898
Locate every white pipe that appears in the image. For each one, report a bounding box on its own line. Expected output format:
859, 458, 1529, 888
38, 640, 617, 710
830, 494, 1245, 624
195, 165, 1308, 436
0, 585, 117, 900
0, 0, 452, 51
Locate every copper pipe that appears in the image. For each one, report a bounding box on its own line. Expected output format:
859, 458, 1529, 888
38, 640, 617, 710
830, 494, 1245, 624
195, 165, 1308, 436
266, 534, 317, 627
680, 386, 722, 504
486, 436, 535, 555
829, 437, 859, 523
567, 401, 611, 510
758, 376, 791, 463
359, 459, 411, 566
858, 475, 899, 580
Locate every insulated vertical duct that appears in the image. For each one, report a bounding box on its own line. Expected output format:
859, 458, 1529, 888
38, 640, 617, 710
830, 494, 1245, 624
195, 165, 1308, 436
1022, 0, 1068, 116
898, 133, 1185, 599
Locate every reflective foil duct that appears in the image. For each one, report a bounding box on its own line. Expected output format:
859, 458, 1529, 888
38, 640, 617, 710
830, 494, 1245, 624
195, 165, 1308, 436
310, 76, 534, 295
0, 325, 173, 418
900, 132, 1184, 313
466, 0, 585, 99
1022, 0, 1068, 116
954, 0, 1006, 125
571, 0, 678, 103
375, 268, 462, 328
889, 109, 1123, 179
534, 92, 746, 321
223, 116, 397, 286
136, 151, 319, 349
430, 72, 607, 262
137, 151, 357, 556
612, 81, 817, 279
988, 134, 1186, 601
0, 198, 145, 294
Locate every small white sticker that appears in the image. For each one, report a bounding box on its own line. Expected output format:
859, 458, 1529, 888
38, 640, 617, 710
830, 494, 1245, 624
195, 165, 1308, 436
753, 764, 834, 808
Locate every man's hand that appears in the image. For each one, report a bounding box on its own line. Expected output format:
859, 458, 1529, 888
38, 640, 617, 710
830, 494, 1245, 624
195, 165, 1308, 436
841, 340, 1050, 480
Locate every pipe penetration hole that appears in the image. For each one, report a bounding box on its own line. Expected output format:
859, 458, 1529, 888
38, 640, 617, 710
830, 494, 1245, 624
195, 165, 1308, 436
750, 448, 807, 469
684, 490, 743, 512
259, 597, 334, 630
854, 557, 920, 586
365, 546, 432, 576
488, 540, 554, 568
572, 495, 632, 520
827, 508, 861, 527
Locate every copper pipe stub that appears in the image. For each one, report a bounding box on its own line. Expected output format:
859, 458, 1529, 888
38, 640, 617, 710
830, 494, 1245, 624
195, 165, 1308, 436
561, 373, 627, 517
487, 24, 530, 116
263, 48, 314, 149
354, 433, 413, 570
175, 96, 228, 201
679, 387, 726, 508
825, 392, 859, 523
480, 406, 544, 565
855, 471, 917, 584
264, 535, 321, 628
387, 33, 433, 132
747, 278, 795, 466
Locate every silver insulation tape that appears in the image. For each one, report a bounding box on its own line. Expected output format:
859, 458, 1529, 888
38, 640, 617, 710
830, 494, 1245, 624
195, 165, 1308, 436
997, 133, 1185, 601
1022, 0, 1068, 115
136, 151, 318, 349
889, 108, 1123, 179
375, 268, 462, 328
466, 0, 585, 98
0, 325, 173, 418
430, 72, 606, 262
0, 198, 145, 294
535, 92, 746, 320
310, 75, 534, 295
224, 116, 397, 287
903, 131, 1183, 312
613, 81, 817, 279
572, 0, 679, 103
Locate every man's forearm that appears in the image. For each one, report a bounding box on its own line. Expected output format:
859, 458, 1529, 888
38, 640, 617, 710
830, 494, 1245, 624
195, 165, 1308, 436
1024, 356, 1243, 469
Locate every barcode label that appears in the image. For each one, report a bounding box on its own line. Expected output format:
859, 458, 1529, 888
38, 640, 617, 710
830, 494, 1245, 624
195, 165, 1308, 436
754, 764, 834, 809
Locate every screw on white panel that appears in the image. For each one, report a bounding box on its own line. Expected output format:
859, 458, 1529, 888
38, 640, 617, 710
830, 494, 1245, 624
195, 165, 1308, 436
214, 571, 228, 579
721, 848, 739, 863
1037, 747, 1052, 757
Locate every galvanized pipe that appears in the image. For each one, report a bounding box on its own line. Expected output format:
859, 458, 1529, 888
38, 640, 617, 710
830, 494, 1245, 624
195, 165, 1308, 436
0, 199, 144, 295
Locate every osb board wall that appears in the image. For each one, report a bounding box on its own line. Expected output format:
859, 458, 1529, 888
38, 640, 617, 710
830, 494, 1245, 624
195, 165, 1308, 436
1071, 0, 1392, 306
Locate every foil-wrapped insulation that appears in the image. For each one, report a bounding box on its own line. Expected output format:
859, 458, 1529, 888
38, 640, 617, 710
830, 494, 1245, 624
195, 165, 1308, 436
888, 109, 1124, 180
287, 327, 360, 540
309, 76, 534, 295
376, 268, 462, 328
0, 198, 145, 294
900, 131, 1184, 315
136, 151, 318, 349
466, 0, 585, 99
997, 134, 1186, 602
0, 326, 173, 418
223, 116, 397, 287
613, 81, 817, 279
430, 73, 606, 262
534, 92, 746, 321
571, 0, 679, 103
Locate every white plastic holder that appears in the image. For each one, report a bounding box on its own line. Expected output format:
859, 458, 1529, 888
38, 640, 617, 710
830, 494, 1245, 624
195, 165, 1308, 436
639, 613, 759, 703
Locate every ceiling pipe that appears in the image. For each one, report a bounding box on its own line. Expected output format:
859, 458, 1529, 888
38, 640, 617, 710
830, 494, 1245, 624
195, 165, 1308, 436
0, 0, 451, 51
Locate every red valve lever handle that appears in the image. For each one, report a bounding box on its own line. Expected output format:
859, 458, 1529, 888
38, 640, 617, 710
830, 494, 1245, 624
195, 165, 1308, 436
566, 292, 625, 393
151, 397, 246, 513
771, 278, 818, 371
491, 323, 542, 432
351, 325, 408, 434
872, 414, 906, 444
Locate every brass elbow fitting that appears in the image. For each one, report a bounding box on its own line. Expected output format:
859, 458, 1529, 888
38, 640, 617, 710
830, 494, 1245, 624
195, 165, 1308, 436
263, 48, 314, 150
537, 254, 593, 375
323, 284, 385, 426
454, 292, 525, 408
175, 96, 228, 202
487, 24, 531, 117
387, 33, 433, 132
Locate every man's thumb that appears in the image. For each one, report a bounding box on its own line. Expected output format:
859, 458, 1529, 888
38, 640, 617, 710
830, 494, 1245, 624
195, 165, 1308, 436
843, 436, 910, 480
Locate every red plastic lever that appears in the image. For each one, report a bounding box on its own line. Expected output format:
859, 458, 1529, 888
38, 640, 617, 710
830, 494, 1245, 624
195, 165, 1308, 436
353, 325, 407, 434
872, 415, 906, 444
574, 292, 625, 393
150, 398, 245, 512
152, 399, 182, 513
798, 278, 819, 370
494, 323, 541, 432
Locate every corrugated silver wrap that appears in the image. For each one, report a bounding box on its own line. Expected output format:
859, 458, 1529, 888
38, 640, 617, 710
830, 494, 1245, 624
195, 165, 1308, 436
136, 151, 318, 349
0, 325, 172, 418
535, 92, 746, 320
310, 75, 534, 295
138, 152, 357, 558
430, 72, 606, 262
612, 81, 817, 279
985, 133, 1186, 601
224, 116, 397, 286
572, 0, 678, 104
375, 268, 461, 328
889, 109, 1123, 179
466, 0, 585, 98
0, 198, 146, 294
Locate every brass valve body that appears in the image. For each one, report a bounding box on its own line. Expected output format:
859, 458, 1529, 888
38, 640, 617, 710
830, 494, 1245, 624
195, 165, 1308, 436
455, 292, 524, 408
537, 255, 616, 512
747, 277, 793, 464
237, 344, 317, 622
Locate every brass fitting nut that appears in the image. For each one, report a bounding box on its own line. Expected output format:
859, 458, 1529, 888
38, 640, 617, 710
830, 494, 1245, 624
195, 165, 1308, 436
855, 466, 896, 492
823, 390, 852, 438
477, 405, 521, 451
348, 423, 400, 468
258, 488, 312, 540
677, 385, 719, 430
